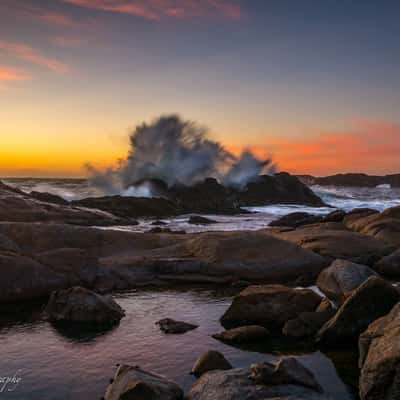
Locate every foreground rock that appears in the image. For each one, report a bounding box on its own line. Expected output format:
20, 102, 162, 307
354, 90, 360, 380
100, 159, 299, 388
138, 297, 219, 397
191, 351, 232, 377
156, 318, 198, 334
317, 277, 399, 346
220, 285, 322, 329
374, 249, 400, 277
269, 212, 323, 228
316, 259, 377, 304
104, 364, 183, 400
212, 325, 269, 343
188, 357, 328, 400
43, 287, 125, 324
271, 223, 393, 265
359, 303, 400, 400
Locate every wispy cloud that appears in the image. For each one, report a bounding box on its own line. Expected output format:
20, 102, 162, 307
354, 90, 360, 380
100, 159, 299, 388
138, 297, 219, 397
62, 0, 242, 20
0, 41, 69, 73
51, 36, 84, 47
0, 66, 31, 82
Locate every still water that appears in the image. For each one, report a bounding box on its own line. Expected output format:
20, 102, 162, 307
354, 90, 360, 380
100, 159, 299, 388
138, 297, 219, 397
0, 287, 358, 399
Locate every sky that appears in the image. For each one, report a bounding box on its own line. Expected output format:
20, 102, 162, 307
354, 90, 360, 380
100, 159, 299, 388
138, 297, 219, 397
0, 0, 399, 178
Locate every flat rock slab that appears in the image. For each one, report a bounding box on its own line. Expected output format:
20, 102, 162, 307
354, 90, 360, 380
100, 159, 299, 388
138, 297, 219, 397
212, 325, 269, 343
156, 318, 198, 334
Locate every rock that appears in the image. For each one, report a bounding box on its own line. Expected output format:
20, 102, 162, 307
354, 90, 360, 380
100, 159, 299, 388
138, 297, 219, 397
220, 285, 322, 329
212, 325, 269, 343
191, 351, 232, 377
104, 364, 183, 400
0, 181, 129, 226
359, 303, 400, 400
29, 191, 69, 205
317, 277, 399, 346
323, 210, 346, 223
269, 212, 323, 228
316, 297, 335, 313
282, 308, 335, 339
151, 220, 168, 226
72, 195, 178, 218
156, 318, 198, 334
344, 206, 400, 247
250, 357, 323, 393
187, 231, 328, 285
271, 223, 393, 265
236, 172, 326, 207
375, 249, 400, 277
187, 361, 328, 400
316, 259, 378, 304
147, 227, 186, 234
297, 173, 400, 188
43, 286, 125, 324
188, 215, 218, 225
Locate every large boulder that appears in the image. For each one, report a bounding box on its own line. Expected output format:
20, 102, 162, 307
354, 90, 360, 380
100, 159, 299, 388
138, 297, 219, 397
316, 259, 378, 304
191, 351, 232, 377
220, 285, 322, 329
359, 303, 400, 400
104, 364, 183, 400
236, 172, 326, 207
344, 206, 400, 247
317, 277, 399, 346
212, 325, 269, 344
187, 358, 328, 400
374, 249, 400, 277
269, 212, 323, 228
271, 223, 393, 265
186, 231, 328, 285
43, 286, 125, 323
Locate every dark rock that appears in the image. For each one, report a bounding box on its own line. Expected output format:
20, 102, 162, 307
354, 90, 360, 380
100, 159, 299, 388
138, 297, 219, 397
316, 259, 378, 304
104, 364, 183, 400
29, 191, 68, 205
220, 285, 322, 329
317, 277, 399, 346
374, 249, 400, 277
191, 351, 232, 377
323, 210, 346, 223
359, 303, 400, 400
151, 220, 168, 226
72, 195, 177, 219
188, 215, 218, 225
147, 227, 186, 234
269, 212, 323, 228
43, 286, 125, 323
156, 318, 198, 334
212, 325, 269, 343
236, 172, 326, 207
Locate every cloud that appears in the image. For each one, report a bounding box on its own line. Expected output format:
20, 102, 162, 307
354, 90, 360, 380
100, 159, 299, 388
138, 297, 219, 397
62, 0, 242, 20
36, 11, 77, 27
0, 66, 31, 82
51, 36, 84, 47
231, 120, 400, 176
0, 41, 69, 73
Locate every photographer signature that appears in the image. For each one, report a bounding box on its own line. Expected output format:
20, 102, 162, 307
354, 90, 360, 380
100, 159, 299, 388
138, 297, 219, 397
0, 370, 22, 393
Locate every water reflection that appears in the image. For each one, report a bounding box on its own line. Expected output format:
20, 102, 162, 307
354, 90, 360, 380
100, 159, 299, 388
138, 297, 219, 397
0, 287, 358, 399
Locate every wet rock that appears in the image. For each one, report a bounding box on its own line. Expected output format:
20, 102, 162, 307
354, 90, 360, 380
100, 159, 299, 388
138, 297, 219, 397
323, 210, 347, 223
316, 259, 378, 304
269, 212, 323, 228
43, 286, 125, 324
316, 297, 335, 313
250, 357, 323, 392
317, 277, 399, 346
104, 364, 183, 400
187, 359, 328, 400
271, 223, 393, 265
212, 325, 269, 343
151, 220, 168, 226
191, 351, 232, 377
156, 318, 198, 334
220, 285, 322, 329
375, 249, 400, 277
147, 227, 186, 234
188, 215, 218, 225
359, 303, 400, 400
29, 191, 68, 205
236, 172, 326, 207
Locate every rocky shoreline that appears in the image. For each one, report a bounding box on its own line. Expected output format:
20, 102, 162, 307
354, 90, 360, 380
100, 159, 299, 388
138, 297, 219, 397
1, 176, 400, 399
